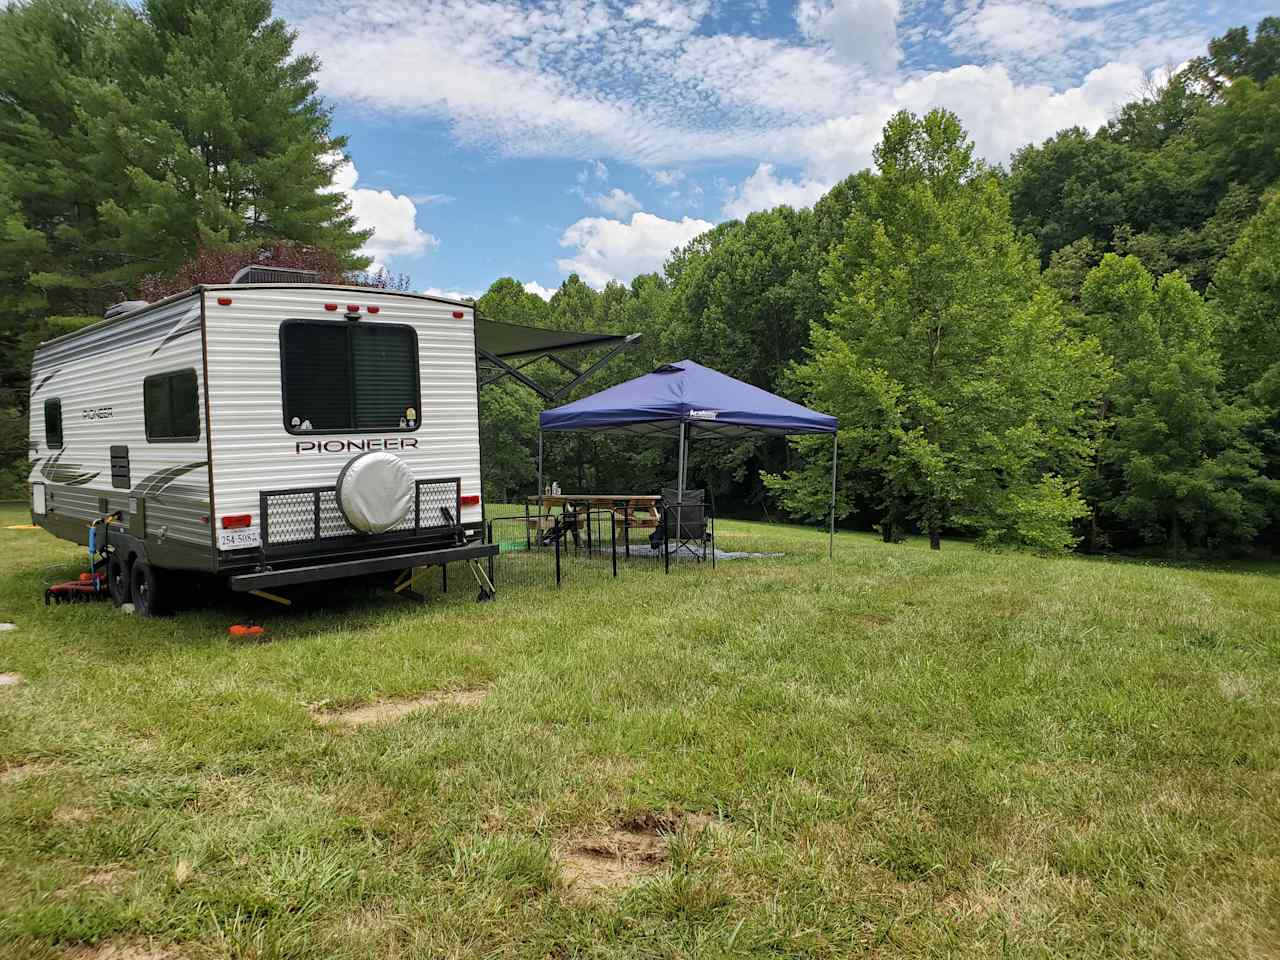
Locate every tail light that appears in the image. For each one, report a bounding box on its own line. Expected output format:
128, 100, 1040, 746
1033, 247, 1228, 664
221, 514, 252, 529
460, 495, 480, 507
367, 305, 380, 314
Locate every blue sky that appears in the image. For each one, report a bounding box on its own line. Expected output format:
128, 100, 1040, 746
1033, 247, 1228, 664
280, 0, 1269, 300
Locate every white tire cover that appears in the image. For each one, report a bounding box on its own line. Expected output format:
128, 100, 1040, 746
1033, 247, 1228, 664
336, 451, 415, 534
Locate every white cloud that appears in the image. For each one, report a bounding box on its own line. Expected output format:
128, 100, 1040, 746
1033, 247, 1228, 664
409, 192, 454, 205
557, 211, 714, 287
944, 0, 1209, 82
791, 60, 1153, 180
651, 169, 685, 187
723, 164, 832, 218
587, 187, 643, 217
578, 160, 609, 183
331, 159, 437, 261
297, 0, 1221, 185
796, 0, 903, 72
421, 286, 479, 301
672, 35, 868, 119
522, 280, 556, 300
623, 0, 713, 34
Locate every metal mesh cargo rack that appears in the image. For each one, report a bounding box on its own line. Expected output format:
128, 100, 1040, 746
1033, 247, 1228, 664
260, 478, 461, 558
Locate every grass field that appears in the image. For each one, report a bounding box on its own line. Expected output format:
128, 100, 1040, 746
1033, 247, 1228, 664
1, 503, 1279, 959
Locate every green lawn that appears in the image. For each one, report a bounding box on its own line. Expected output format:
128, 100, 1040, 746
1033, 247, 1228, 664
1, 503, 1279, 959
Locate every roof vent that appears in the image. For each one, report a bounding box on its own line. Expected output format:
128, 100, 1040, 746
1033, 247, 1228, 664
229, 264, 323, 285
104, 300, 150, 319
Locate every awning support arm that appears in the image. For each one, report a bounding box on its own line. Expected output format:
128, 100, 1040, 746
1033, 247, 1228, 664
551, 334, 641, 400
476, 348, 557, 401
478, 335, 640, 400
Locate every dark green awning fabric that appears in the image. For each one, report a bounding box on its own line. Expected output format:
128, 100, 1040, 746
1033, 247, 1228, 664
474, 317, 627, 359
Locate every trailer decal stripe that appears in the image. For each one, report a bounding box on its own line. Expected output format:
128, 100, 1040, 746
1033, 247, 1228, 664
132, 461, 209, 497
148, 306, 203, 358
38, 450, 99, 486
32, 368, 58, 396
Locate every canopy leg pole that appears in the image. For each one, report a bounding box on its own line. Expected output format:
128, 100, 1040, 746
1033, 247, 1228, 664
829, 433, 837, 560
675, 421, 687, 564
677, 420, 686, 500
537, 430, 544, 536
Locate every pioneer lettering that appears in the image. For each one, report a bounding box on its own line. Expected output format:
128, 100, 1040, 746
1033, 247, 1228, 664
294, 437, 420, 455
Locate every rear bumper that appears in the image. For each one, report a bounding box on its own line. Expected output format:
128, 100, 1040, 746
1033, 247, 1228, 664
228, 542, 497, 591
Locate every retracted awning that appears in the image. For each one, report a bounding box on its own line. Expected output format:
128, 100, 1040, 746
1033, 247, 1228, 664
474, 316, 639, 402
474, 317, 630, 360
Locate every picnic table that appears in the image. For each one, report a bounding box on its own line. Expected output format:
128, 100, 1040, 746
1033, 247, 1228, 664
523, 494, 662, 553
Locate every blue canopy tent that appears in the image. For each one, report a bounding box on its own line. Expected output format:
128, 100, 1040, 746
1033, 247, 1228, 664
538, 360, 840, 556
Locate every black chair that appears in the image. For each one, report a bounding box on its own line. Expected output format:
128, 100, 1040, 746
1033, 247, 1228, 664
651, 487, 714, 565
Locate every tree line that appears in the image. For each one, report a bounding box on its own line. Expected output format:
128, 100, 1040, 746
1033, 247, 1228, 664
2, 0, 1276, 556
480, 18, 1280, 556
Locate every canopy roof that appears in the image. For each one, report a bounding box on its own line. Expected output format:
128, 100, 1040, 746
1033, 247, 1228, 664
539, 360, 837, 438
474, 316, 628, 359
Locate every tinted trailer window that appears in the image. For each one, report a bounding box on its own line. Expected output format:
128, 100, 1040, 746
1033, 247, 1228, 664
281, 320, 420, 433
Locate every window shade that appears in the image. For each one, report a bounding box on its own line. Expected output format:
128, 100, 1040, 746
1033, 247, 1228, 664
281, 320, 419, 434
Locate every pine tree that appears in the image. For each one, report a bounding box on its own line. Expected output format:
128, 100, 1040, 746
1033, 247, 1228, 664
0, 0, 371, 492
85, 0, 368, 280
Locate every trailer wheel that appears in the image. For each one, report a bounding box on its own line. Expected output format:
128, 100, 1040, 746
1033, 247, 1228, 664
130, 561, 166, 617
107, 552, 130, 606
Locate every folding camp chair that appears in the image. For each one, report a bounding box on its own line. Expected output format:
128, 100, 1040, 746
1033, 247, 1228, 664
651, 487, 714, 566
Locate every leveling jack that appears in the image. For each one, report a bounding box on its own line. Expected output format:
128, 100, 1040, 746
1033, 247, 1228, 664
393, 559, 495, 603
466, 558, 496, 602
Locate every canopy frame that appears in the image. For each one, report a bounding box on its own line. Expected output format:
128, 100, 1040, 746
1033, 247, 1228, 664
536, 360, 839, 558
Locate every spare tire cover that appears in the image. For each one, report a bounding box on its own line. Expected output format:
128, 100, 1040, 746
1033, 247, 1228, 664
336, 451, 415, 534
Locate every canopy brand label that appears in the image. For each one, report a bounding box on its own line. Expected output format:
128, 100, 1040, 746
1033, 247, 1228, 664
689, 410, 719, 420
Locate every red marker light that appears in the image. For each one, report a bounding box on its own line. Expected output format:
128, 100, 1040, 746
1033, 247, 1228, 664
346, 304, 360, 314
324, 303, 338, 311
452, 310, 465, 319
366, 305, 380, 314
460, 494, 481, 507
216, 297, 233, 306
220, 514, 252, 529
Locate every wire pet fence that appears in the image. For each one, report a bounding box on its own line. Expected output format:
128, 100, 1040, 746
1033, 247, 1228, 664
484, 502, 711, 592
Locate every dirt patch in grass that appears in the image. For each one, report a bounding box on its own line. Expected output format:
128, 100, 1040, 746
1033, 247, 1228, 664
53, 806, 95, 824
79, 868, 135, 891
557, 810, 723, 900
64, 943, 184, 959
1218, 673, 1255, 702
0, 761, 52, 784
0, 672, 23, 686
56, 868, 137, 899
314, 689, 487, 727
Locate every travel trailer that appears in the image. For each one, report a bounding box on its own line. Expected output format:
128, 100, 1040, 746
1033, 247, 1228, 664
28, 279, 499, 614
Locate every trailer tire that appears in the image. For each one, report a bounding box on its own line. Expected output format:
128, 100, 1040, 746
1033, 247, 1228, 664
130, 561, 166, 617
107, 552, 130, 606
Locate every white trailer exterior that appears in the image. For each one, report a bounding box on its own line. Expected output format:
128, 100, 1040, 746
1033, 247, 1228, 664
28, 284, 495, 612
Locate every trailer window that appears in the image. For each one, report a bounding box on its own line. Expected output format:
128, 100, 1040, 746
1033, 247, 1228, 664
143, 369, 201, 442
280, 320, 420, 434
44, 399, 63, 449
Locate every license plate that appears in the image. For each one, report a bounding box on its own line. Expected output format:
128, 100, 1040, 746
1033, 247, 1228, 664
217, 528, 261, 550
